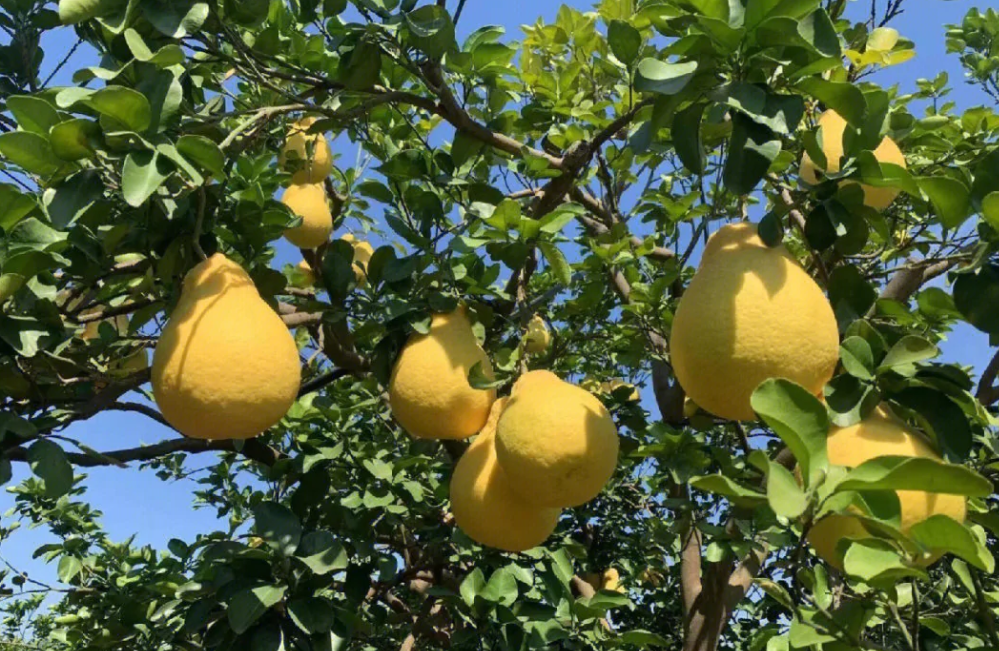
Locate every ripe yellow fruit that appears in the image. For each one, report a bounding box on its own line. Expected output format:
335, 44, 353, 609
522, 315, 551, 354
669, 223, 839, 421
341, 234, 374, 284
281, 183, 333, 250
582, 568, 624, 593
799, 109, 907, 211
495, 370, 619, 508
152, 254, 301, 440
450, 398, 561, 552
600, 379, 639, 402
388, 308, 496, 440
281, 117, 332, 184
295, 260, 316, 287
808, 405, 967, 570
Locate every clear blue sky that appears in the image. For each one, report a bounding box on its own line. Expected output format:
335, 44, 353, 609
3, 0, 992, 593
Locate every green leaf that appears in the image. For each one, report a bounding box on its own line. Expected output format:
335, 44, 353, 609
824, 374, 879, 427
50, 119, 101, 161
892, 388, 972, 462
405, 6, 456, 59
840, 336, 874, 380
44, 170, 104, 228
27, 439, 74, 498
538, 241, 572, 286
750, 378, 829, 487
722, 84, 804, 135
878, 335, 938, 374
123, 28, 185, 66
252, 502, 302, 556
479, 567, 518, 606
84, 86, 151, 132
57, 556, 83, 583
59, 0, 123, 23
954, 264, 999, 335
835, 456, 990, 497
0, 132, 67, 177
795, 78, 866, 126
918, 176, 971, 229
7, 96, 61, 136
767, 462, 807, 519
673, 102, 706, 174
339, 39, 382, 90
142, 0, 208, 38
228, 584, 286, 634
617, 630, 669, 648
634, 59, 698, 96
460, 567, 486, 607
909, 515, 994, 572
467, 360, 501, 390
294, 532, 348, 575
608, 19, 642, 65
827, 264, 876, 325
287, 597, 334, 634
981, 192, 999, 230
744, 0, 819, 28
690, 474, 767, 506
137, 69, 183, 133
723, 114, 780, 194
842, 539, 924, 583
121, 150, 171, 207
0, 184, 38, 231
795, 9, 839, 58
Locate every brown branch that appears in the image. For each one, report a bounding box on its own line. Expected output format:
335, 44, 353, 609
976, 349, 999, 405
298, 369, 352, 396
875, 258, 957, 307
6, 436, 281, 468
72, 298, 161, 324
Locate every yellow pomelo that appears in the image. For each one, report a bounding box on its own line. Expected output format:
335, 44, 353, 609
281, 117, 332, 183
388, 308, 496, 440
669, 222, 839, 421
522, 315, 551, 354
799, 109, 907, 211
152, 254, 301, 440
808, 405, 967, 570
600, 379, 639, 402
295, 260, 316, 287
281, 183, 333, 250
495, 370, 619, 508
450, 398, 561, 551
341, 234, 374, 284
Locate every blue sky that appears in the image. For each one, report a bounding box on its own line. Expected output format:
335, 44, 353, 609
2, 0, 993, 594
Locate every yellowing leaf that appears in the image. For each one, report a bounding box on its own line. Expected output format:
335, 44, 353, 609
867, 27, 899, 52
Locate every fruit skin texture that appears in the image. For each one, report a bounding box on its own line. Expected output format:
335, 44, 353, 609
450, 398, 561, 552
281, 117, 333, 183
341, 234, 374, 284
495, 370, 619, 508
808, 405, 967, 570
669, 222, 839, 421
281, 183, 333, 249
799, 109, 907, 210
152, 254, 301, 440
522, 315, 551, 354
388, 309, 496, 440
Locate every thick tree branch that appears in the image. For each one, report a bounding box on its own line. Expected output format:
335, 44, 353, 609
6, 436, 282, 468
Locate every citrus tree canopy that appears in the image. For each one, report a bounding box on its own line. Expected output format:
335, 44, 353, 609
3, 1, 999, 650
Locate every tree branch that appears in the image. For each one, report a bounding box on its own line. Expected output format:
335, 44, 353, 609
6, 436, 282, 468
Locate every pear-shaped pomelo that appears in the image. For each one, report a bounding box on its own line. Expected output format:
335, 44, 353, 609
281, 183, 333, 250
450, 398, 561, 551
281, 117, 332, 184
389, 308, 496, 440
494, 370, 619, 508
669, 222, 839, 421
152, 254, 301, 440
808, 405, 967, 569
800, 109, 906, 211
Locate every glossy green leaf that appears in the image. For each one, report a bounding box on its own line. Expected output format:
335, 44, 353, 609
0, 132, 67, 177
835, 456, 990, 497
723, 114, 781, 194
673, 102, 706, 174
7, 96, 61, 136
750, 378, 829, 486
84, 86, 151, 132
228, 585, 286, 634
253, 502, 303, 556
909, 515, 994, 572
121, 150, 171, 207
690, 474, 767, 506
840, 336, 874, 380
634, 59, 698, 96
405, 6, 456, 59
608, 19, 642, 65
50, 119, 101, 161
767, 463, 807, 519
954, 264, 999, 335
27, 439, 74, 498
